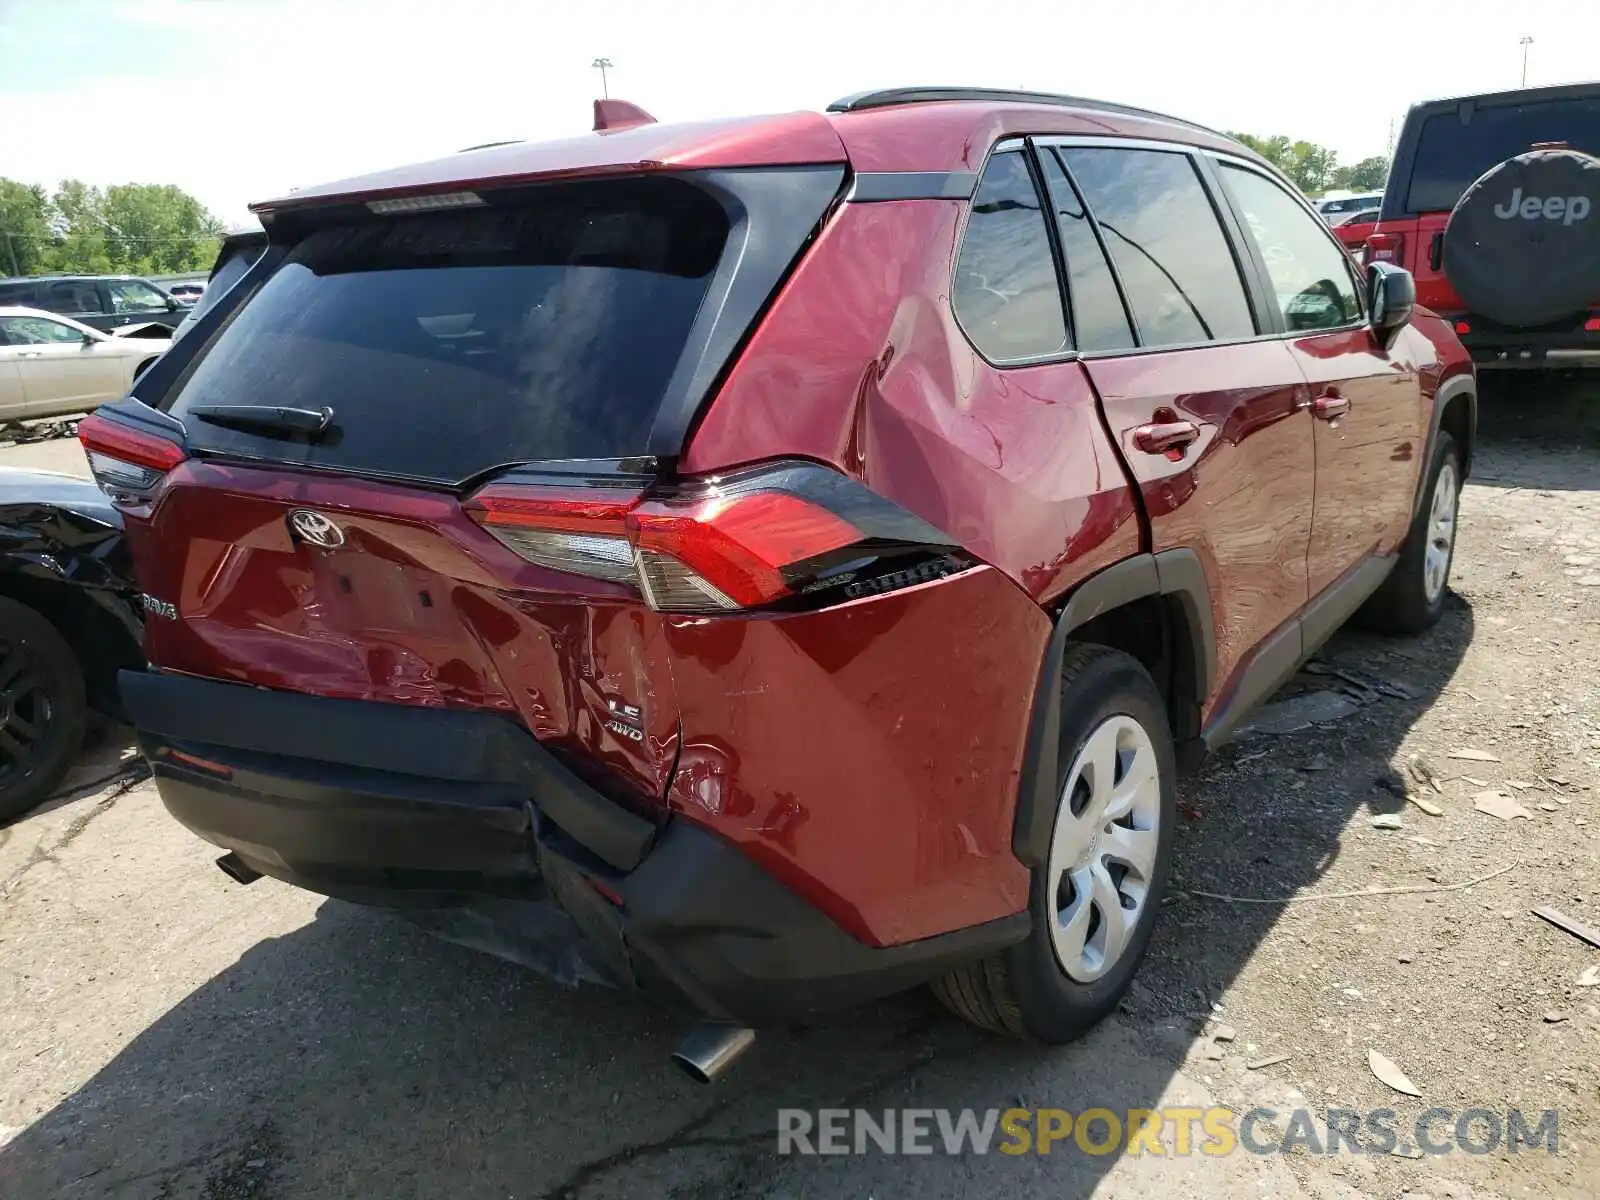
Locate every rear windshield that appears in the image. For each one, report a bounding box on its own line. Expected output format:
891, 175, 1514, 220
167, 177, 728, 484
1405, 95, 1600, 213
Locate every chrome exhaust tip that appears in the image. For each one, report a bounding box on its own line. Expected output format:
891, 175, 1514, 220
671, 1025, 755, 1083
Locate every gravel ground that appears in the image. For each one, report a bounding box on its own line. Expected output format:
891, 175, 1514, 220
0, 375, 1596, 1199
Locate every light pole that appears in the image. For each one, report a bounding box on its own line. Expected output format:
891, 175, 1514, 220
1520, 36, 1533, 87
591, 57, 613, 100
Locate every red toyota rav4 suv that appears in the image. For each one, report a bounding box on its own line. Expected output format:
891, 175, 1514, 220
81, 88, 1475, 1071
1366, 81, 1599, 369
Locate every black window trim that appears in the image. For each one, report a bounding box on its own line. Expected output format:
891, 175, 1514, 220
1032, 134, 1272, 360
948, 137, 1079, 370
1029, 141, 1142, 350
1203, 150, 1372, 339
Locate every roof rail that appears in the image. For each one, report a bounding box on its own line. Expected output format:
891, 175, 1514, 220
825, 87, 1219, 135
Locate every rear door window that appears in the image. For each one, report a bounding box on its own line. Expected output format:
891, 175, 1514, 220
1035, 148, 1135, 353
39, 281, 104, 315
0, 315, 84, 344
1406, 96, 1600, 213
951, 149, 1068, 362
1062, 147, 1256, 349
167, 177, 729, 485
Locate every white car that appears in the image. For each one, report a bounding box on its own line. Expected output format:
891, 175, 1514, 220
0, 306, 169, 421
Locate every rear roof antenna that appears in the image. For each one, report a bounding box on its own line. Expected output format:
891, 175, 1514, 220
594, 98, 656, 132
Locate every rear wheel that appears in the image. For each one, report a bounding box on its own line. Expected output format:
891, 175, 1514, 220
0, 598, 87, 824
933, 644, 1175, 1041
1361, 432, 1460, 635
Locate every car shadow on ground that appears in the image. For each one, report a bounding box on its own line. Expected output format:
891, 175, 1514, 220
1474, 371, 1600, 466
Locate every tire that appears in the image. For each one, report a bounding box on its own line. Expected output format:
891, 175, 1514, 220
933, 644, 1176, 1042
1361, 432, 1461, 636
1442, 148, 1600, 329
0, 598, 88, 825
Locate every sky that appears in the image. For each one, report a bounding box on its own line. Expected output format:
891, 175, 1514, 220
1, 0, 1595, 230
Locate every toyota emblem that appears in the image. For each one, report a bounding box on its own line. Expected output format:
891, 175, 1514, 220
287, 509, 346, 550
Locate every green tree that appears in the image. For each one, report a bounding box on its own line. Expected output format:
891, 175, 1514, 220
48, 180, 114, 274
0, 178, 224, 276
100, 184, 225, 274
0, 178, 55, 275
1227, 132, 1340, 194
1330, 156, 1389, 193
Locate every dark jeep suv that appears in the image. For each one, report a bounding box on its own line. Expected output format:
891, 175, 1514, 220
1366, 81, 1599, 369
81, 88, 1475, 1065
0, 274, 187, 333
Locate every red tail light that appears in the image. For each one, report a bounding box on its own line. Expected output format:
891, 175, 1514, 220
1455, 320, 1472, 335
78, 412, 187, 505
1365, 232, 1404, 265
1585, 316, 1600, 332
467, 461, 964, 615
628, 491, 860, 609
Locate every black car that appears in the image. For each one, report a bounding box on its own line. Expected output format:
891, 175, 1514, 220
0, 467, 145, 822
0, 275, 187, 333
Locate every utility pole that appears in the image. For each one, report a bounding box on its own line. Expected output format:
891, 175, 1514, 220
1520, 36, 1533, 87
591, 57, 613, 100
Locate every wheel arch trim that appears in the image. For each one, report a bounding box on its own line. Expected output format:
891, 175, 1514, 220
1011, 549, 1214, 867
1421, 371, 1476, 509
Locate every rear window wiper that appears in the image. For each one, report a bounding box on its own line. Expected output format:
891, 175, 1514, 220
190, 404, 335, 440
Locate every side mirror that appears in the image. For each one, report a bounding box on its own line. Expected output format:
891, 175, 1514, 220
1366, 261, 1415, 349
166, 297, 180, 312
81, 332, 97, 346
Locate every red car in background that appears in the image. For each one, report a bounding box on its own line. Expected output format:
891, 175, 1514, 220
80, 87, 1475, 1076
1334, 207, 1381, 255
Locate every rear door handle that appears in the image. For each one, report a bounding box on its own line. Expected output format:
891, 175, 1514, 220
1132, 420, 1201, 454
1311, 392, 1351, 421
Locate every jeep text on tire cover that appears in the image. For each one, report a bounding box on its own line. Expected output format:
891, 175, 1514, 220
1492, 188, 1592, 224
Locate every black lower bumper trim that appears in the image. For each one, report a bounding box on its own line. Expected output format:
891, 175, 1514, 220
126, 669, 1031, 1024
121, 669, 655, 871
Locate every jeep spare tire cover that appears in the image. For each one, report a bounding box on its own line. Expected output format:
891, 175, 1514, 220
1442, 147, 1600, 328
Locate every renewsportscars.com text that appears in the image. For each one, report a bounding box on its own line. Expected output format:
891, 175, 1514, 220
777, 1106, 1560, 1157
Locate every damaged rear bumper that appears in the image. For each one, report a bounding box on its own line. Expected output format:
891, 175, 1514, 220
122, 670, 1027, 1025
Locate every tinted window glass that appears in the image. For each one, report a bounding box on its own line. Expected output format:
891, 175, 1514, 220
1037, 149, 1134, 353
108, 279, 169, 313
171, 239, 268, 344
0, 315, 83, 344
168, 178, 728, 484
1406, 96, 1600, 213
952, 150, 1067, 361
1222, 165, 1362, 332
39, 281, 104, 314
1064, 148, 1255, 348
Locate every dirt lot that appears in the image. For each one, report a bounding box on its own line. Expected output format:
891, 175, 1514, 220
1, 377, 1596, 1200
